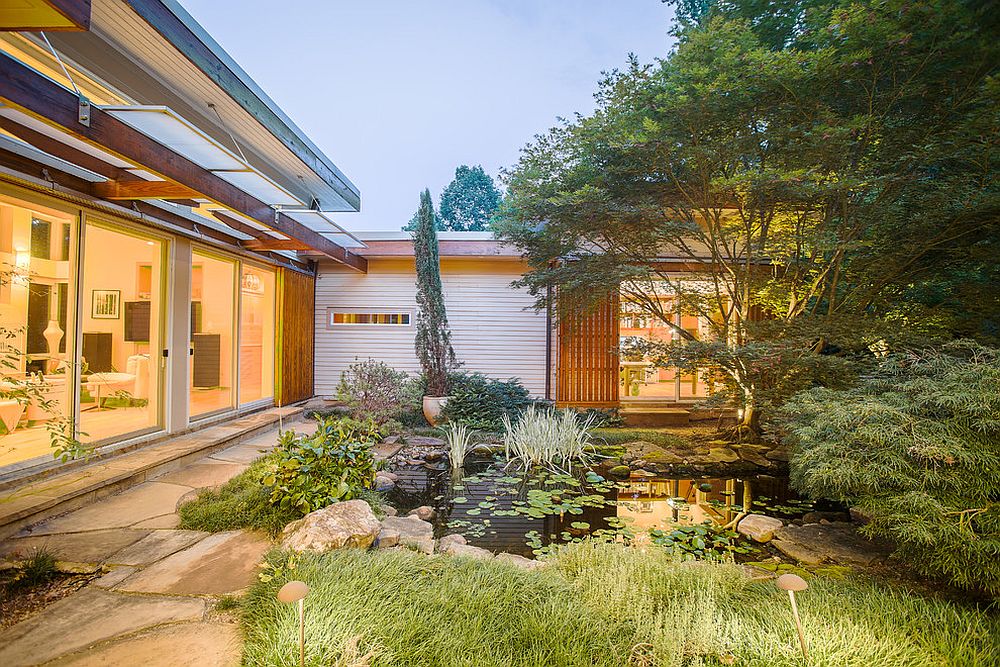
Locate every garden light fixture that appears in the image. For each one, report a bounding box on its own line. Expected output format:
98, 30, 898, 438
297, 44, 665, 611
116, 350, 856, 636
776, 573, 809, 660
277, 580, 309, 667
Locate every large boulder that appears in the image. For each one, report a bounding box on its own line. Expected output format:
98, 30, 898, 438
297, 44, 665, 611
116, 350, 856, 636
440, 542, 493, 560
280, 500, 381, 553
408, 505, 436, 521
437, 534, 467, 551
380, 516, 435, 554
737, 514, 784, 543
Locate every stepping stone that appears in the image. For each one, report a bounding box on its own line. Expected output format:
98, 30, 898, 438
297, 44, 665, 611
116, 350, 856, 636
209, 443, 272, 464
133, 513, 181, 529
23, 482, 192, 536
49, 621, 241, 666
92, 566, 138, 589
107, 530, 209, 566
117, 530, 270, 595
153, 462, 247, 490
0, 588, 205, 667
0, 529, 149, 564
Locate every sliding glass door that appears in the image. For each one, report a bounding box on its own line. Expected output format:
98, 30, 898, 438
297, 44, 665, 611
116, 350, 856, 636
238, 264, 275, 405
78, 221, 166, 443
190, 250, 237, 418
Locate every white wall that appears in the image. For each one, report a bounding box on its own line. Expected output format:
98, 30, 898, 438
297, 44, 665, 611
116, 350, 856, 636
315, 257, 548, 397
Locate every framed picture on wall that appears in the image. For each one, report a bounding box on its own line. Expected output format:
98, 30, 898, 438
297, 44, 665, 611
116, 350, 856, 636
92, 289, 120, 319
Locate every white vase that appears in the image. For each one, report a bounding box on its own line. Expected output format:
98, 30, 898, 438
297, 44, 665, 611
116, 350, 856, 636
422, 396, 450, 426
43, 319, 64, 373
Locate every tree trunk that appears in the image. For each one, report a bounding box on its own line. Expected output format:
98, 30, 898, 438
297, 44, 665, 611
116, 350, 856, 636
737, 402, 762, 441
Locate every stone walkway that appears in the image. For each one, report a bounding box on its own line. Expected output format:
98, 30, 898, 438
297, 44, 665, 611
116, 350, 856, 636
0, 418, 312, 666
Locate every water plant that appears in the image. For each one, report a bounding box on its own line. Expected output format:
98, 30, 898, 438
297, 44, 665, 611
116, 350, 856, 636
501, 405, 594, 471
441, 422, 472, 471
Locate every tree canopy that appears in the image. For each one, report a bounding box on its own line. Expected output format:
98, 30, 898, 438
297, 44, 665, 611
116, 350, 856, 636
496, 0, 1000, 431
438, 165, 502, 231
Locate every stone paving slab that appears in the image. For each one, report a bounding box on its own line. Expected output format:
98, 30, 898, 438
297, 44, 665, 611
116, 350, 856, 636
50, 621, 241, 666
117, 530, 270, 596
92, 565, 138, 589
152, 461, 247, 490
208, 442, 274, 464
0, 588, 206, 667
132, 513, 180, 530
0, 528, 149, 564
107, 530, 209, 566
19, 482, 193, 537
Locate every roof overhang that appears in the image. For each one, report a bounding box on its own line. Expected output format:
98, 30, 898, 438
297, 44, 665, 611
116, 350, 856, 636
0, 0, 91, 32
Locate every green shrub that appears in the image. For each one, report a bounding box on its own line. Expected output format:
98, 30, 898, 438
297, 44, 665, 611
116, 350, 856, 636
441, 372, 533, 431
336, 359, 412, 425
262, 417, 381, 516
781, 341, 1000, 595
242, 542, 1000, 667
178, 455, 298, 537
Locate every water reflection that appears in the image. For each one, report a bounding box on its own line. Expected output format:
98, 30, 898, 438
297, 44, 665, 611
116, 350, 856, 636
387, 459, 806, 558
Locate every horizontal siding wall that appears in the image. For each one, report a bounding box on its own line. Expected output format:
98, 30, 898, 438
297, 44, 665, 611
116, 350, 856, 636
315, 258, 548, 397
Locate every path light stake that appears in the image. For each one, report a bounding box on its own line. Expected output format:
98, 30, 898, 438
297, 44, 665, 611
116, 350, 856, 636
776, 573, 809, 661
277, 580, 309, 667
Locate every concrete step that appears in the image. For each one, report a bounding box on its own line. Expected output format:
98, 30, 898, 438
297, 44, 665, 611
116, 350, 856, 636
620, 407, 691, 428
0, 406, 302, 540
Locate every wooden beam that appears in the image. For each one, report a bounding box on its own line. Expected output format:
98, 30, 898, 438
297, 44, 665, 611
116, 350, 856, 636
240, 238, 311, 251
0, 0, 91, 31
209, 210, 268, 238
93, 179, 202, 200
0, 52, 367, 272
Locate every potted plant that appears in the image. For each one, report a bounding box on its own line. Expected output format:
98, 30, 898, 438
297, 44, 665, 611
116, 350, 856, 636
412, 189, 457, 425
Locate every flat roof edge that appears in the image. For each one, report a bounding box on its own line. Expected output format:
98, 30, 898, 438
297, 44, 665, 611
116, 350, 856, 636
134, 0, 360, 211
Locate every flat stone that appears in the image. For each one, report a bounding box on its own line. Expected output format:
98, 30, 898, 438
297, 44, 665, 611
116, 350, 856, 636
374, 475, 396, 492
380, 515, 434, 554
405, 436, 445, 447
117, 530, 270, 595
153, 462, 247, 490
495, 552, 544, 570
208, 443, 272, 464
0, 588, 205, 667
737, 515, 784, 543
765, 448, 791, 462
50, 621, 240, 667
377, 528, 400, 549
441, 542, 493, 559
737, 448, 771, 467
774, 523, 889, 567
281, 500, 381, 553
22, 482, 193, 536
772, 539, 827, 565
91, 566, 137, 589
0, 529, 149, 564
133, 514, 181, 529
707, 447, 740, 463
108, 530, 209, 566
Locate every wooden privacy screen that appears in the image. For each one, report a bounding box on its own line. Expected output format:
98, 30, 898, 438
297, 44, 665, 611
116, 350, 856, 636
276, 268, 316, 405
556, 294, 620, 408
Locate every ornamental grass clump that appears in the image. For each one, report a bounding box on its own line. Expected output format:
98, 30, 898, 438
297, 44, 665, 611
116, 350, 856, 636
442, 422, 473, 471
501, 405, 594, 471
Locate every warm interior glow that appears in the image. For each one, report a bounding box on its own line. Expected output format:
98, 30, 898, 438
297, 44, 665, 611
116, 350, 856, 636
239, 265, 275, 405
190, 251, 236, 418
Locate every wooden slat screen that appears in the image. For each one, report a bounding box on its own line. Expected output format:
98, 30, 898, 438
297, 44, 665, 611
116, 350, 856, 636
556, 294, 620, 407
276, 267, 316, 405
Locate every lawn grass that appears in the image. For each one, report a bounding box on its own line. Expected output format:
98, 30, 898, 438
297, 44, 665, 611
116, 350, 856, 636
177, 455, 298, 537
241, 542, 999, 667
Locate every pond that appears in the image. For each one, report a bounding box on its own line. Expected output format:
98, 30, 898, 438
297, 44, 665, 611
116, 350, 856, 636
387, 456, 823, 558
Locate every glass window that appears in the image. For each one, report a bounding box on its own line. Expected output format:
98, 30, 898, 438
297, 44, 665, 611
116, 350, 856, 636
329, 311, 411, 325
78, 223, 165, 444
239, 265, 275, 405
0, 196, 77, 468
190, 251, 237, 418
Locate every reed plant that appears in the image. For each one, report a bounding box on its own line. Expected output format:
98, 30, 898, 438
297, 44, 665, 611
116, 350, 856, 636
441, 422, 473, 471
501, 405, 594, 471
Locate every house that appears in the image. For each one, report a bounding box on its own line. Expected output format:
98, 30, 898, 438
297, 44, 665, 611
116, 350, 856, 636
0, 0, 364, 474
0, 1, 711, 480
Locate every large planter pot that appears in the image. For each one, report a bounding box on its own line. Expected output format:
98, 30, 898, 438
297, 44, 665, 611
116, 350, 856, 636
422, 396, 450, 426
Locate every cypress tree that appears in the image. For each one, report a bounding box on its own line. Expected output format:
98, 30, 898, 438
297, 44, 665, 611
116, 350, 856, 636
412, 189, 456, 395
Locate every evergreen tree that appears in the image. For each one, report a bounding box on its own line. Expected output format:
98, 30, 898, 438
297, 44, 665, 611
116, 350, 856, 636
438, 165, 502, 231
412, 189, 457, 395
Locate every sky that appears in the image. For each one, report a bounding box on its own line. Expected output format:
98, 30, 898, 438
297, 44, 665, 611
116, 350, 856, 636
179, 1, 677, 231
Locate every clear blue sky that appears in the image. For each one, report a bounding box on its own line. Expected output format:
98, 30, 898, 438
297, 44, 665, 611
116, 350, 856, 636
180, 1, 677, 231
